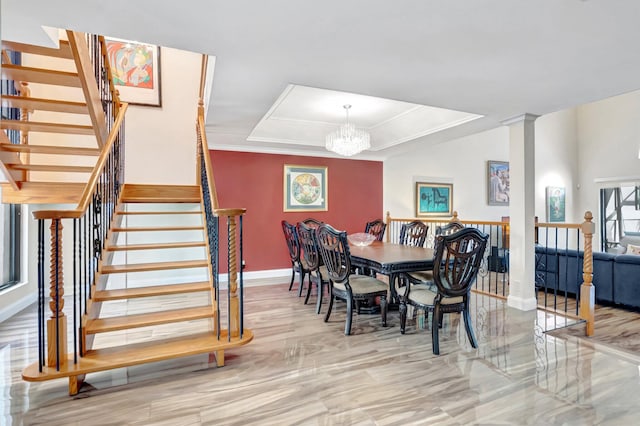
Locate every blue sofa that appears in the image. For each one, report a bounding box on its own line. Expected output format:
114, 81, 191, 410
535, 246, 640, 309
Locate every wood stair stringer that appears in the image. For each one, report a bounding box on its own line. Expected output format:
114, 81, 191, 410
22, 330, 254, 385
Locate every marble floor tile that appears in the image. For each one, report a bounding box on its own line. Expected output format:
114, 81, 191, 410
1, 282, 639, 425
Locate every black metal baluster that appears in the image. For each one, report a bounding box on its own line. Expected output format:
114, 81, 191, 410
54, 219, 60, 371
73, 219, 78, 364
239, 215, 244, 338
37, 220, 44, 372
227, 217, 231, 343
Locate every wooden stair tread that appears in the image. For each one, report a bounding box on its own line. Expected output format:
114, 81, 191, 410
106, 241, 206, 251
0, 143, 99, 156
6, 163, 94, 173
0, 120, 94, 135
0, 95, 88, 114
120, 184, 201, 203
85, 306, 213, 334
111, 225, 204, 232
0, 64, 81, 87
2, 40, 73, 59
101, 259, 208, 274
93, 281, 211, 301
0, 181, 84, 204
22, 329, 254, 382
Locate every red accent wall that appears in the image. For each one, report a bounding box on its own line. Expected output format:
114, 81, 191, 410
210, 150, 383, 272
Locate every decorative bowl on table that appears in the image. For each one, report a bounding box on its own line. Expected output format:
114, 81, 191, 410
348, 232, 377, 246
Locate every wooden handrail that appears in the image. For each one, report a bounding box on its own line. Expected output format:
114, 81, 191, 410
66, 30, 108, 147
198, 55, 208, 101
214, 208, 247, 217
97, 35, 121, 116
198, 105, 219, 209
32, 103, 128, 220
196, 54, 220, 209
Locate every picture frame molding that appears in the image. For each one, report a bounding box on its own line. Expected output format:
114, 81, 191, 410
415, 182, 453, 217
283, 164, 328, 212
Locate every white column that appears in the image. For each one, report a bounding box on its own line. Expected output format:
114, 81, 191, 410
503, 113, 539, 311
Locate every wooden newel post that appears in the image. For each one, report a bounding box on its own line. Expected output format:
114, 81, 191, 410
215, 208, 246, 339
450, 211, 460, 223
48, 219, 68, 368
385, 211, 391, 243
227, 215, 240, 338
580, 211, 595, 337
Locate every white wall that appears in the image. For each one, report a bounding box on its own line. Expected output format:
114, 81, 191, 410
384, 126, 510, 221
124, 47, 201, 185
535, 109, 580, 223
384, 108, 581, 225
576, 90, 640, 220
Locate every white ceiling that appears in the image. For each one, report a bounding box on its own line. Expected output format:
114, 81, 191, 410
4, 1, 640, 160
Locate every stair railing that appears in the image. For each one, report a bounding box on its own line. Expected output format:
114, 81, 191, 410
196, 54, 246, 339
385, 211, 596, 337
32, 104, 126, 376
27, 33, 127, 382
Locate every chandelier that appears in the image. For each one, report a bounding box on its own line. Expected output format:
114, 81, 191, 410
325, 104, 371, 156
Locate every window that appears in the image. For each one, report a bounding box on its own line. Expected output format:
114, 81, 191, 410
0, 203, 21, 290
1, 49, 22, 290
600, 185, 640, 251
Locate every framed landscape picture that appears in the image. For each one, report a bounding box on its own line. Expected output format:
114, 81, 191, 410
546, 186, 566, 222
284, 165, 328, 212
105, 37, 162, 107
415, 182, 453, 217
487, 161, 510, 206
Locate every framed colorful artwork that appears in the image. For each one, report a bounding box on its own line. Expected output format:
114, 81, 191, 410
105, 37, 162, 107
546, 186, 566, 222
415, 182, 453, 217
487, 161, 509, 206
284, 165, 328, 212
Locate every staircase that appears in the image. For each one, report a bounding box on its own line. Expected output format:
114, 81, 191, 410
1, 35, 106, 204
2, 33, 252, 395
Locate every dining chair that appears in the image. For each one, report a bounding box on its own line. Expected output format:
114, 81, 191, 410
316, 223, 388, 335
281, 220, 310, 296
302, 218, 323, 228
297, 221, 331, 314
399, 220, 429, 247
364, 219, 386, 242
404, 222, 466, 286
399, 227, 488, 355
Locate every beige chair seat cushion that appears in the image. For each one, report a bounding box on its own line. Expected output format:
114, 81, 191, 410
407, 270, 433, 282
316, 265, 329, 279
333, 275, 388, 294
407, 284, 464, 306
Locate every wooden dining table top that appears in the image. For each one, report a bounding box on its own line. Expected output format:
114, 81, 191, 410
349, 241, 434, 275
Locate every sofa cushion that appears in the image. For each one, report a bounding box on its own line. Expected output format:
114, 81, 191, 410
613, 254, 640, 307
593, 252, 615, 303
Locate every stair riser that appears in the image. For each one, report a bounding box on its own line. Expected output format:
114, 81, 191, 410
109, 249, 207, 266
110, 230, 205, 246
115, 215, 203, 227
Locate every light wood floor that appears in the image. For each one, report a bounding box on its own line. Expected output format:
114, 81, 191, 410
2, 281, 640, 425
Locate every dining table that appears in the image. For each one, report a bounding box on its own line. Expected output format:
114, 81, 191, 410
349, 241, 434, 307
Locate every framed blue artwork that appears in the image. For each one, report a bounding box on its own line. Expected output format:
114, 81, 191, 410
415, 182, 453, 217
